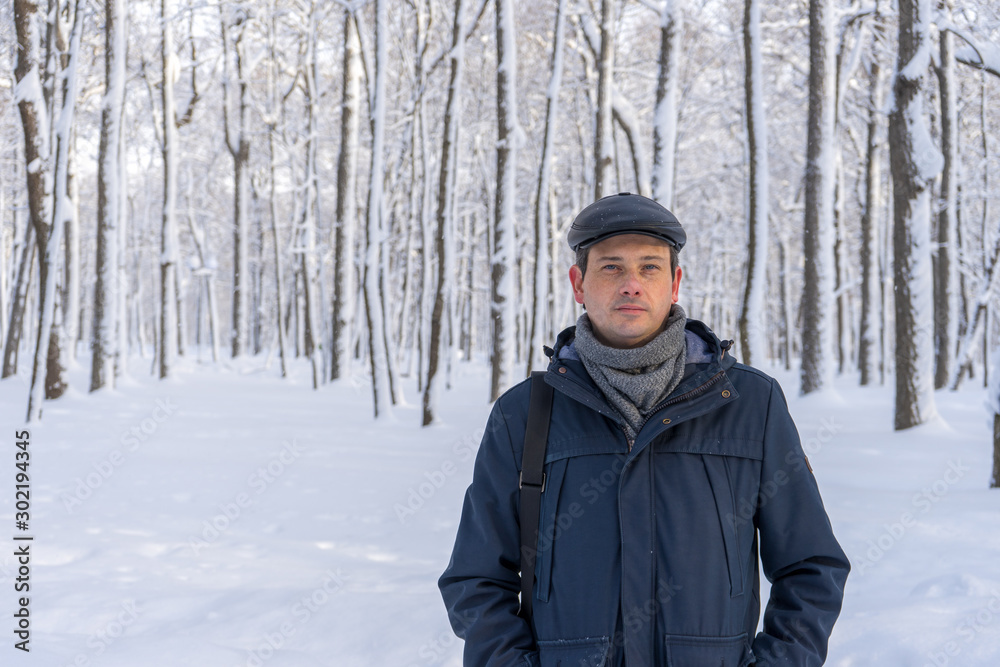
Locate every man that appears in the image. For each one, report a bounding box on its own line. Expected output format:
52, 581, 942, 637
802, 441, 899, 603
439, 193, 849, 667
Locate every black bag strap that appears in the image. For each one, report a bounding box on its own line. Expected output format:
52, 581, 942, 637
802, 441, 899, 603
519, 371, 554, 624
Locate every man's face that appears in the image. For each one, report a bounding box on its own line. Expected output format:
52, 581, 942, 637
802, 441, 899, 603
569, 234, 682, 349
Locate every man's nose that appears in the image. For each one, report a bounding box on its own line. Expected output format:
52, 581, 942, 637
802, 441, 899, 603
620, 273, 642, 296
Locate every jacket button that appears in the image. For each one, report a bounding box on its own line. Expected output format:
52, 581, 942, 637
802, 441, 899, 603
558, 367, 567, 374
721, 390, 731, 398
662, 418, 671, 424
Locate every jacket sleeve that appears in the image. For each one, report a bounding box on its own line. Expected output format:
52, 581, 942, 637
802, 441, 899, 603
439, 398, 540, 667
751, 381, 850, 667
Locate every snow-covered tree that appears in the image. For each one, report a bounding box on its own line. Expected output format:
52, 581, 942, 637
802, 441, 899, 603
527, 0, 567, 375
651, 0, 681, 208
295, 2, 324, 389
159, 0, 182, 379
363, 0, 394, 418
91, 0, 127, 393
991, 343, 1000, 488
933, 0, 959, 391
490, 0, 520, 402
331, 7, 361, 382
21, 0, 84, 418
220, 4, 251, 359
889, 0, 940, 429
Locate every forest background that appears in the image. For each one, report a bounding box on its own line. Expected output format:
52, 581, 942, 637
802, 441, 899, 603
2, 0, 1000, 465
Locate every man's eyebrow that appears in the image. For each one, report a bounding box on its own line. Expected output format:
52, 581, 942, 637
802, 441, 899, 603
593, 255, 667, 262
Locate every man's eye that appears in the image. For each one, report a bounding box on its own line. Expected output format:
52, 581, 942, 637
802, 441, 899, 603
644, 265, 660, 271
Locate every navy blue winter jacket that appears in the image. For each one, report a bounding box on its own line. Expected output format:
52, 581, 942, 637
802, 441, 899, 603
440, 320, 849, 667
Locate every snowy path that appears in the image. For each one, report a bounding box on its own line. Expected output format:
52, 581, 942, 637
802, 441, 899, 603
0, 357, 998, 666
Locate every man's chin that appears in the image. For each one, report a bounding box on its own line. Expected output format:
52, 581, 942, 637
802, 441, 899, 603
607, 330, 655, 349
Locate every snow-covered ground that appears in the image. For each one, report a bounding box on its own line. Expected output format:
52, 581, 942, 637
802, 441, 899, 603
1, 354, 998, 666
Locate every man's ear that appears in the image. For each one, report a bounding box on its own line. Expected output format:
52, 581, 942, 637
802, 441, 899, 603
671, 266, 683, 304
569, 265, 585, 305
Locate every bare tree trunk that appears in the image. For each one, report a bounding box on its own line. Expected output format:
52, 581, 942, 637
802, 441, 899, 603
834, 156, 848, 374
890, 0, 939, 429
992, 330, 1000, 487
423, 0, 467, 425
332, 8, 361, 381
739, 0, 768, 368
859, 56, 884, 386
933, 0, 959, 390
593, 0, 614, 199
992, 412, 1000, 489
491, 0, 520, 402
779, 235, 793, 371
3, 223, 35, 379
800, 0, 837, 395
652, 0, 681, 207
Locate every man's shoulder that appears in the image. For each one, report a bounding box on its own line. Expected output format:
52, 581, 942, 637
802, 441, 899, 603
492, 374, 536, 417
728, 361, 779, 384
725, 362, 789, 406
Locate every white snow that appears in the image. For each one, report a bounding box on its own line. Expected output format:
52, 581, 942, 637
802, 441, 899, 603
2, 355, 999, 665
906, 95, 945, 183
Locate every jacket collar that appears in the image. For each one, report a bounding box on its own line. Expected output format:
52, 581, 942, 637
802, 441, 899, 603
543, 317, 738, 436
547, 317, 736, 372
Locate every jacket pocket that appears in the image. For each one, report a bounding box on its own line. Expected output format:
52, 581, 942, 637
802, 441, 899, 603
534, 458, 569, 603
662, 632, 752, 667
536, 636, 611, 667
701, 456, 745, 597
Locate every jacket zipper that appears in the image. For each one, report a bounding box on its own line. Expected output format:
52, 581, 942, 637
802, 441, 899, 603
630, 370, 727, 449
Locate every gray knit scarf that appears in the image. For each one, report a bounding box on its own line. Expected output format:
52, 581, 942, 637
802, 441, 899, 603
574, 305, 688, 440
